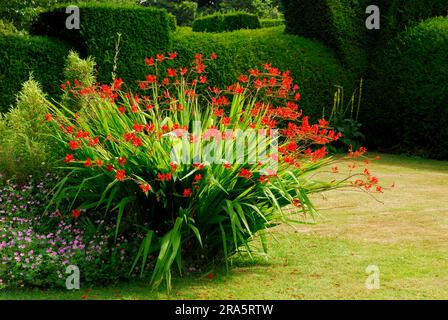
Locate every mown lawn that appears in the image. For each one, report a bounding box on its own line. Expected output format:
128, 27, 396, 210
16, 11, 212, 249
1, 154, 448, 300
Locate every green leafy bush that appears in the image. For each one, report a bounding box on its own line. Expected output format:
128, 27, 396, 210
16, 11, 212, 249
173, 27, 353, 119
0, 34, 69, 113
0, 77, 60, 182
260, 18, 284, 28
192, 11, 261, 33
281, 0, 368, 77
31, 3, 172, 84
0, 19, 21, 35
366, 17, 448, 158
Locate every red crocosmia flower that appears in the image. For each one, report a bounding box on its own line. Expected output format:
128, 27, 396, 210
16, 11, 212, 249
239, 74, 249, 83
167, 68, 177, 77
65, 126, 74, 134
113, 78, 124, 90
180, 67, 188, 75
145, 123, 154, 132
207, 273, 214, 279
249, 69, 260, 77
72, 209, 81, 219
221, 117, 231, 126
238, 168, 253, 180
146, 104, 154, 111
183, 188, 192, 197
84, 158, 93, 167
162, 78, 169, 85
170, 162, 178, 171
64, 154, 74, 163
363, 168, 370, 176
332, 166, 339, 173
69, 140, 80, 150
133, 123, 144, 132
145, 57, 154, 66
95, 159, 103, 167
223, 162, 231, 170
210, 53, 217, 60
106, 164, 114, 172
157, 172, 166, 181
45, 113, 53, 121
292, 199, 301, 207
139, 82, 147, 90
213, 108, 224, 117
117, 156, 127, 166
60, 83, 66, 90
166, 172, 172, 181
146, 74, 157, 83
156, 53, 165, 61
376, 186, 383, 193
194, 174, 202, 183
168, 51, 177, 59
194, 53, 203, 60
199, 75, 207, 84
131, 136, 143, 147
89, 137, 99, 146
140, 183, 151, 193
115, 169, 126, 181
294, 93, 301, 101
118, 106, 126, 114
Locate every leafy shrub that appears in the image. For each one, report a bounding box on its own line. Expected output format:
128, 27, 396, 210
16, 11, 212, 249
0, 77, 62, 182
31, 3, 172, 84
260, 18, 284, 28
281, 0, 368, 77
173, 27, 353, 120
0, 19, 21, 35
366, 17, 448, 158
0, 176, 140, 289
0, 33, 69, 113
192, 11, 261, 33
44, 52, 383, 290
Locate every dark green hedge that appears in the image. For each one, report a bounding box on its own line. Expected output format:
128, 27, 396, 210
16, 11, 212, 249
174, 27, 353, 119
365, 17, 448, 158
0, 34, 69, 113
31, 3, 172, 84
192, 12, 261, 33
281, 0, 368, 77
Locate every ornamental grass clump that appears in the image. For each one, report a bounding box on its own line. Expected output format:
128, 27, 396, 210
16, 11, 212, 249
44, 52, 385, 290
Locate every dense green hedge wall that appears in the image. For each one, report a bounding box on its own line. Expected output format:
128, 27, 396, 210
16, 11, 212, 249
192, 11, 261, 33
365, 17, 448, 158
260, 18, 284, 28
31, 3, 172, 84
0, 34, 69, 113
281, 0, 368, 77
174, 26, 353, 119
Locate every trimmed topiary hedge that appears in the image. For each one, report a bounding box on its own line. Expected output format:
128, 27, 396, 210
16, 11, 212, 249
260, 18, 284, 28
365, 17, 448, 158
281, 0, 368, 77
31, 3, 172, 84
192, 11, 261, 33
0, 34, 69, 113
174, 26, 353, 119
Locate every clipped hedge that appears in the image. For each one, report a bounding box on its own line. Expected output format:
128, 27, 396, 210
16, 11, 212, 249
31, 3, 172, 84
365, 17, 448, 158
192, 11, 261, 33
0, 34, 69, 113
260, 18, 284, 28
173, 26, 353, 119
281, 0, 368, 77
381, 0, 447, 44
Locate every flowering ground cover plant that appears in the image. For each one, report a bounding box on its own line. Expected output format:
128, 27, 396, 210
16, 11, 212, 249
41, 52, 385, 290
0, 175, 142, 289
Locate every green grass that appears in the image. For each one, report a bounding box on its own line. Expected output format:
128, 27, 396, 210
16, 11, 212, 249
1, 153, 448, 299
